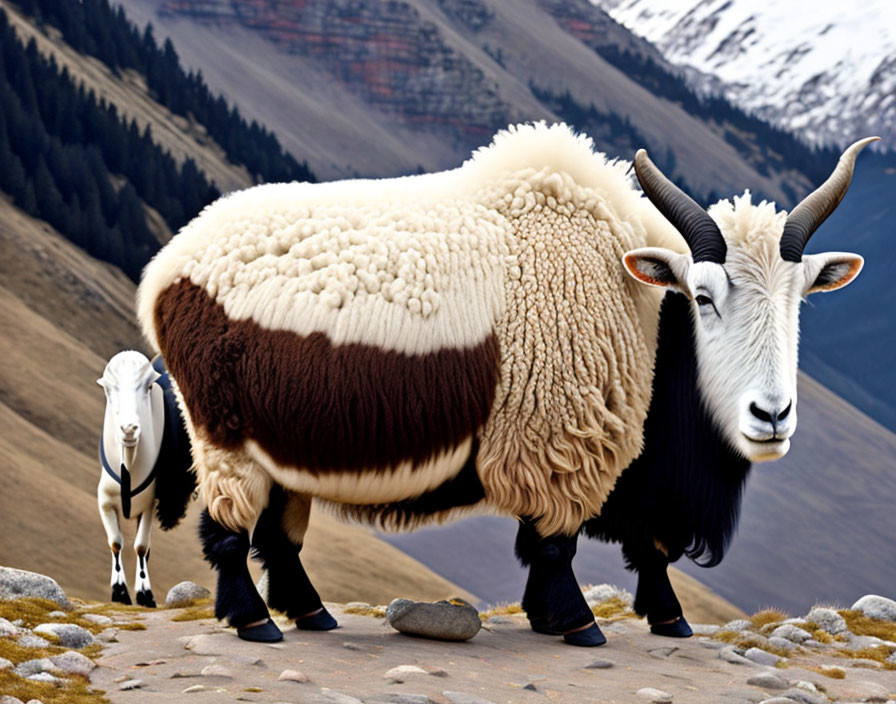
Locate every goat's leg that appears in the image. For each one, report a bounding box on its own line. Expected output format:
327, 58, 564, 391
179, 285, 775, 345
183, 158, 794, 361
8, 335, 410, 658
133, 511, 156, 608
251, 488, 337, 630
624, 538, 692, 638
515, 518, 605, 646
98, 501, 131, 605
200, 508, 282, 642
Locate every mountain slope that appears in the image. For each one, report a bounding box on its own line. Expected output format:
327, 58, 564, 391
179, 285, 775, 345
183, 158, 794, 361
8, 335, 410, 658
117, 0, 817, 204
593, 0, 896, 148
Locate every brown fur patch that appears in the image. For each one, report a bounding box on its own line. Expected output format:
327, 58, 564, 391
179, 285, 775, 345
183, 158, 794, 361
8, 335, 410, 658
154, 280, 500, 475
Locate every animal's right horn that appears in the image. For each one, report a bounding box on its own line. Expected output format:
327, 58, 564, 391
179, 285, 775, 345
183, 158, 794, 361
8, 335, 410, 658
634, 149, 727, 263
779, 136, 879, 262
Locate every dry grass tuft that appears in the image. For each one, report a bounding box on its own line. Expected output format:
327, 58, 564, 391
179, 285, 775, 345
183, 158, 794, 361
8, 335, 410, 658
805, 664, 846, 679
713, 629, 739, 643
479, 602, 524, 621
343, 605, 386, 618
751, 608, 789, 630
114, 622, 147, 631
839, 610, 896, 641
171, 606, 215, 622
0, 670, 108, 704
591, 597, 634, 620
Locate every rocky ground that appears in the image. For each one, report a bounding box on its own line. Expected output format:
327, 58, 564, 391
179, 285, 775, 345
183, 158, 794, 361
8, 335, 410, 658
1, 567, 895, 704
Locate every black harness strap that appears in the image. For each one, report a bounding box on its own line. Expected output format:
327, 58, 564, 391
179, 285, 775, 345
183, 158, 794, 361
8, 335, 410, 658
99, 376, 163, 520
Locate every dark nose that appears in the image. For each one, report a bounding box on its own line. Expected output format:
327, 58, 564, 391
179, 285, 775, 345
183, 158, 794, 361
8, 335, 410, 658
749, 401, 792, 424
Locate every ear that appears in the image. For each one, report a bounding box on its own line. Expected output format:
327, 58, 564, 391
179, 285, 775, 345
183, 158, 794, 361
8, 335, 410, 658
622, 247, 692, 296
803, 252, 864, 294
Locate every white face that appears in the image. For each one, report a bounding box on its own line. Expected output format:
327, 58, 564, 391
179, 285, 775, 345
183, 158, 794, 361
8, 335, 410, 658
623, 246, 863, 462
98, 351, 160, 449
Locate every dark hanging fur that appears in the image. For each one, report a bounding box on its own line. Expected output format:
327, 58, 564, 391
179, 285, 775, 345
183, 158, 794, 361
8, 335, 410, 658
584, 290, 751, 573
151, 355, 197, 530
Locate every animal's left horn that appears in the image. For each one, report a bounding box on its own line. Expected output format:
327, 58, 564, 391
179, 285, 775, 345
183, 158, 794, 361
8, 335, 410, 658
634, 148, 727, 263
779, 136, 879, 262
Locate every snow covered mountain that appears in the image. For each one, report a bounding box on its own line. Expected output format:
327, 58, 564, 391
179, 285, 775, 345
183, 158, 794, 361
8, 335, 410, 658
593, 0, 896, 149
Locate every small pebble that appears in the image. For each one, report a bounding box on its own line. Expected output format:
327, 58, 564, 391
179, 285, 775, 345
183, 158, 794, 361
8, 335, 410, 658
0, 657, 12, 670
320, 689, 364, 704
365, 696, 436, 704
27, 673, 60, 684
758, 699, 799, 704
636, 687, 673, 703
385, 664, 429, 683
719, 646, 755, 666
82, 613, 114, 626
279, 669, 310, 683
690, 624, 720, 636
770, 625, 812, 643
523, 683, 537, 692
47, 611, 66, 618
182, 685, 207, 693
699, 638, 725, 650
779, 688, 825, 704
200, 664, 232, 678
767, 637, 796, 651
17, 633, 51, 648
50, 651, 96, 676
584, 659, 613, 669
119, 679, 144, 691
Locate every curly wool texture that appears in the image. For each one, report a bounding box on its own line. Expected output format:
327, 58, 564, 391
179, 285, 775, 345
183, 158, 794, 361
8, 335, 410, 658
138, 122, 684, 535
475, 168, 657, 535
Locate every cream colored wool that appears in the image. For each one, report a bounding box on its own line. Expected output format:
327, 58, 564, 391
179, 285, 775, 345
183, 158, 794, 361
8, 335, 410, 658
138, 122, 685, 536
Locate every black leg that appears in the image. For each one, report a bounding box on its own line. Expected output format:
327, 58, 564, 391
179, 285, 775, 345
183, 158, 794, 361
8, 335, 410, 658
623, 539, 692, 638
111, 582, 132, 605
516, 519, 604, 646
199, 508, 278, 640
251, 488, 337, 630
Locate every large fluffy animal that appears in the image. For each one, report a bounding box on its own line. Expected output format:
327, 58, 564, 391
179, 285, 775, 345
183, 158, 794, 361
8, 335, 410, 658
137, 123, 872, 644
97, 351, 196, 606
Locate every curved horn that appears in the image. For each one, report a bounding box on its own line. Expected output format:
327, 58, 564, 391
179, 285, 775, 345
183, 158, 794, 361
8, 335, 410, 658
634, 149, 727, 263
780, 136, 879, 262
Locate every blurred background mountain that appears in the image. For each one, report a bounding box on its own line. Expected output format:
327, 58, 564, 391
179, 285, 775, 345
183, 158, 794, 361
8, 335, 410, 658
0, 0, 892, 616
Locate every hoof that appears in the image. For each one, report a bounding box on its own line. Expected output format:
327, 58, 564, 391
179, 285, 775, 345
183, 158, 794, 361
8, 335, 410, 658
237, 618, 283, 642
296, 607, 338, 631
650, 616, 693, 638
136, 590, 157, 608
563, 622, 607, 647
529, 619, 562, 636
111, 583, 132, 605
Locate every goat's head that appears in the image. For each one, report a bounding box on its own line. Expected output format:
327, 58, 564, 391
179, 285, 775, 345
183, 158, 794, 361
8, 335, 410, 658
623, 137, 876, 462
98, 350, 160, 450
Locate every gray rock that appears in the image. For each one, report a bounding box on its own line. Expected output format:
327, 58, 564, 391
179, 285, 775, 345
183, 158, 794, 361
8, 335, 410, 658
320, 689, 364, 704
699, 638, 725, 650
770, 624, 813, 643
96, 628, 118, 643
0, 566, 71, 610
720, 646, 756, 666
805, 607, 848, 635
636, 687, 673, 703
0, 696, 24, 704
0, 617, 17, 637
825, 678, 891, 702
582, 584, 634, 608
16, 633, 51, 648
744, 648, 784, 667
584, 659, 614, 669
851, 594, 896, 622
443, 693, 498, 704
183, 633, 225, 655
14, 658, 59, 678
47, 611, 66, 619
779, 688, 825, 704
50, 651, 96, 676
844, 634, 887, 650
691, 623, 720, 636
27, 672, 60, 684
33, 622, 94, 648
758, 699, 799, 704
747, 672, 789, 690
723, 619, 753, 632
0, 657, 12, 670
165, 581, 211, 607
767, 637, 795, 652
182, 685, 207, 693
81, 613, 113, 626
365, 696, 436, 704
386, 598, 481, 641
888, 652, 896, 666
119, 679, 145, 690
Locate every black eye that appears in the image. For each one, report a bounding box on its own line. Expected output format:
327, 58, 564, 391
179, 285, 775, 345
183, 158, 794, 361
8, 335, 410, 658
695, 295, 713, 306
